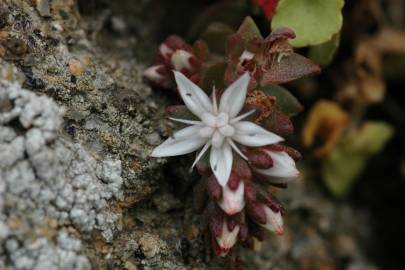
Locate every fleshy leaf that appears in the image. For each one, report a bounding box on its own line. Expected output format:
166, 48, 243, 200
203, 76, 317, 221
271, 0, 344, 47
202, 23, 235, 53
262, 109, 293, 135
237, 16, 263, 43
260, 85, 303, 117
261, 53, 321, 85
309, 33, 340, 66
322, 121, 394, 197
199, 62, 227, 93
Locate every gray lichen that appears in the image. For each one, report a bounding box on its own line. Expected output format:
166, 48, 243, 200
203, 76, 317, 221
0, 80, 123, 269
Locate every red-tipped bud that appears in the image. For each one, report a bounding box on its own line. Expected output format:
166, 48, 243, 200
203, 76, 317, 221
254, 149, 300, 180
215, 220, 240, 254
218, 181, 245, 215
260, 204, 284, 235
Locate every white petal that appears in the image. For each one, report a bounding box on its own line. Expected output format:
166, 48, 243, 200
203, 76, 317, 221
210, 142, 233, 186
216, 222, 240, 252
218, 181, 245, 215
174, 71, 213, 118
198, 126, 215, 138
260, 205, 284, 235
150, 125, 206, 157
255, 150, 300, 180
219, 73, 250, 118
232, 121, 284, 147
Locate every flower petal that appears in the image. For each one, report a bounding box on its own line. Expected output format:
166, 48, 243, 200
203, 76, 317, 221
210, 142, 233, 186
232, 121, 284, 147
150, 125, 206, 157
174, 71, 213, 118
219, 72, 250, 118
255, 150, 299, 180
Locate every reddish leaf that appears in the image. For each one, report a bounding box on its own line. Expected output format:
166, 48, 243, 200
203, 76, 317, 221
262, 108, 294, 136
261, 53, 321, 85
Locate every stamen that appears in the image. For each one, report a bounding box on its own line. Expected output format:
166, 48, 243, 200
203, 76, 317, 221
227, 138, 248, 160
230, 109, 256, 124
169, 117, 202, 125
190, 141, 211, 171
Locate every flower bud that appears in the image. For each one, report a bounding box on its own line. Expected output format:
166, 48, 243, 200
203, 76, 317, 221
260, 204, 284, 235
215, 220, 240, 253
143, 65, 170, 88
218, 181, 245, 215
254, 150, 299, 181
171, 49, 194, 72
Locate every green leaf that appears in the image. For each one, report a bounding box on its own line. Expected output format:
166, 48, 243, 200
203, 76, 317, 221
260, 85, 303, 116
237, 16, 263, 42
309, 33, 340, 66
199, 61, 227, 93
322, 121, 394, 197
271, 0, 344, 47
202, 23, 235, 53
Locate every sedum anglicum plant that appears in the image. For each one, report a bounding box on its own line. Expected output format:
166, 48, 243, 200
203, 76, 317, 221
146, 16, 320, 256
151, 72, 285, 187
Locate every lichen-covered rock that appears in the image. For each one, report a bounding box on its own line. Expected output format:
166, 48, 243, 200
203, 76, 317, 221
0, 80, 124, 268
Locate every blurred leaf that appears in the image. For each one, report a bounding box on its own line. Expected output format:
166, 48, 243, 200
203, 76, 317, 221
261, 53, 321, 85
237, 16, 263, 42
201, 23, 235, 53
260, 85, 303, 116
262, 109, 293, 135
189, 0, 248, 39
322, 121, 394, 197
309, 33, 340, 66
301, 100, 349, 157
271, 0, 344, 47
199, 61, 227, 92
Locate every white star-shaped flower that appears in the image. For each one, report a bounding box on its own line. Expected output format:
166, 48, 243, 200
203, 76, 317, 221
151, 71, 283, 186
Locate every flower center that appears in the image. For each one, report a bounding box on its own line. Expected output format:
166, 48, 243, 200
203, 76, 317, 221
200, 112, 235, 147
